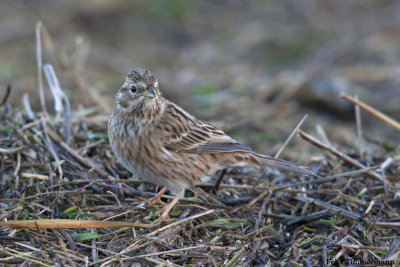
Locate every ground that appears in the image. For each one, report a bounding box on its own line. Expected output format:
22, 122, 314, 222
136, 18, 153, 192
1, 1, 400, 266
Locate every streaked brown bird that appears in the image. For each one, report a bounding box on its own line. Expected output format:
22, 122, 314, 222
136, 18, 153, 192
108, 68, 315, 221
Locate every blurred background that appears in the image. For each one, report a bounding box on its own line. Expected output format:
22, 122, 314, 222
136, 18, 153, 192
1, 0, 400, 159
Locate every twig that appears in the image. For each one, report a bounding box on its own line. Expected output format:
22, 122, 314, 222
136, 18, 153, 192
22, 93, 63, 181
276, 114, 308, 158
380, 157, 393, 170
316, 125, 332, 147
0, 146, 25, 154
90, 228, 97, 265
74, 242, 130, 259
252, 114, 308, 192
2, 249, 52, 267
146, 209, 215, 237
40, 115, 63, 182
1, 84, 11, 107
20, 172, 49, 181
0, 219, 152, 229
347, 235, 382, 261
247, 190, 267, 208
225, 244, 248, 267
106, 191, 121, 207
196, 187, 227, 207
0, 207, 24, 220
254, 187, 273, 230
322, 245, 327, 267
22, 94, 36, 120
1, 190, 94, 202
213, 168, 226, 193
13, 153, 21, 178
46, 128, 112, 179
283, 209, 335, 225
274, 166, 379, 191
365, 200, 375, 214
341, 244, 389, 251
143, 257, 181, 267
136, 245, 206, 258
380, 168, 388, 201
97, 209, 216, 266
43, 63, 71, 144
383, 238, 400, 260
36, 21, 48, 117
374, 221, 400, 227
298, 130, 383, 182
340, 92, 400, 132
355, 95, 364, 159
295, 196, 362, 221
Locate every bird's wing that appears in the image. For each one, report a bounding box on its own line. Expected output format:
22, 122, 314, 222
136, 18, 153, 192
154, 102, 252, 153
154, 102, 317, 176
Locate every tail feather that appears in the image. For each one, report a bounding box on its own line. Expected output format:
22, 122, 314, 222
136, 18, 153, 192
254, 153, 317, 176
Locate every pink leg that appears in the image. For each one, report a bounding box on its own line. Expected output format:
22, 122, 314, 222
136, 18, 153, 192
153, 195, 180, 224
159, 195, 180, 219
149, 187, 168, 205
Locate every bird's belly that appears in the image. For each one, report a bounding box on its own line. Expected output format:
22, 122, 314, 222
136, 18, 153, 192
109, 131, 145, 178
110, 139, 188, 195
109, 126, 219, 195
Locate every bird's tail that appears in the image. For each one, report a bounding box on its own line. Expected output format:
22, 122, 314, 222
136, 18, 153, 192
254, 153, 317, 176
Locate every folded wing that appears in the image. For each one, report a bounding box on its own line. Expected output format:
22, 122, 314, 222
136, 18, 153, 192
154, 101, 250, 153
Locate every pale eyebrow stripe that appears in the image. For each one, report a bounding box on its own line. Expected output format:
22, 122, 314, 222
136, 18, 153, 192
137, 81, 146, 88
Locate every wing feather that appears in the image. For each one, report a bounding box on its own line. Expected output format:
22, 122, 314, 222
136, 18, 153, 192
154, 101, 252, 153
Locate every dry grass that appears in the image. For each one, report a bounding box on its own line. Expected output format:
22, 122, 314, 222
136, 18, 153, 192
1, 12, 400, 266
1, 76, 400, 266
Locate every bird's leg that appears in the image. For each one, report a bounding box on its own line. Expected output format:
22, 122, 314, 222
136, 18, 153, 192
159, 195, 180, 220
152, 195, 180, 224
149, 186, 168, 205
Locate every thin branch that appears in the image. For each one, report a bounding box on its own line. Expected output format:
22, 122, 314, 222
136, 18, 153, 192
355, 95, 364, 159
254, 187, 273, 230
298, 130, 383, 182
340, 92, 400, 132
0, 84, 11, 107
43, 63, 71, 144
252, 114, 308, 192
146, 209, 215, 237
274, 166, 379, 191
46, 128, 112, 179
275, 114, 308, 158
36, 22, 48, 117
295, 195, 362, 222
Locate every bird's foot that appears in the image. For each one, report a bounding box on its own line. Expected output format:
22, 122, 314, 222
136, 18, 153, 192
147, 187, 168, 206
148, 195, 180, 224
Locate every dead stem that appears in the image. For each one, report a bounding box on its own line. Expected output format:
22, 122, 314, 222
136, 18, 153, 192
340, 92, 400, 132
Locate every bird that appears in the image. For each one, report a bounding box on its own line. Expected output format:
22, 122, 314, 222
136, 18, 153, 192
108, 68, 316, 221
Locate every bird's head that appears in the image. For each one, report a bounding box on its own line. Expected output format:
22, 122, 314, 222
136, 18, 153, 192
115, 68, 163, 112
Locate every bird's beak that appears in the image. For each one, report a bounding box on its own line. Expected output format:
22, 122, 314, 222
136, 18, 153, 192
142, 86, 156, 99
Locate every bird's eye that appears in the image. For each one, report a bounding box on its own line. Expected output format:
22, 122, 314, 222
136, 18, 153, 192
130, 84, 137, 93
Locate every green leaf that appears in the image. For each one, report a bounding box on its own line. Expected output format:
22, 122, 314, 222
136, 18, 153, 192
72, 232, 99, 242
357, 187, 368, 197
297, 234, 325, 247
318, 217, 336, 224
169, 210, 182, 217
17, 209, 29, 220
63, 206, 78, 214
303, 226, 316, 232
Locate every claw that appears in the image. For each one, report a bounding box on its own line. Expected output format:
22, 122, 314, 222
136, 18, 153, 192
148, 187, 168, 205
